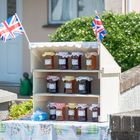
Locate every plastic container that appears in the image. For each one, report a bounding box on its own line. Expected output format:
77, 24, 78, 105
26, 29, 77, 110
46, 76, 59, 93
42, 52, 55, 69
71, 52, 83, 70
48, 102, 56, 120
76, 76, 92, 94
67, 103, 77, 121
62, 76, 75, 94
85, 52, 98, 70
56, 52, 70, 69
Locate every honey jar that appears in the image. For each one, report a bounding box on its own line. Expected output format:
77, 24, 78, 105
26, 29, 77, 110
55, 103, 66, 121
77, 104, 88, 122
85, 52, 98, 70
48, 102, 56, 120
62, 76, 75, 94
71, 52, 83, 70
42, 52, 55, 69
76, 76, 92, 94
56, 52, 70, 69
67, 103, 77, 121
46, 76, 59, 93
89, 104, 100, 122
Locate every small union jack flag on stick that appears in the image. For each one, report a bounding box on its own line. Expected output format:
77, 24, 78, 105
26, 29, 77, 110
91, 11, 107, 42
0, 13, 30, 43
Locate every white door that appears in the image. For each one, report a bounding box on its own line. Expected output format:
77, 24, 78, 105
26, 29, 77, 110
0, 0, 22, 83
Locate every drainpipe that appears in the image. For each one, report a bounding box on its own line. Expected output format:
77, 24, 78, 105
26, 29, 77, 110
128, 0, 132, 12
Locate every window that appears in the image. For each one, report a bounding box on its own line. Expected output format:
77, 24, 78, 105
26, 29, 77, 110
48, 0, 104, 24
7, 0, 16, 18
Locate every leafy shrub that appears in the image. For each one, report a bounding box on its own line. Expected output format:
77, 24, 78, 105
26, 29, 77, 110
9, 100, 33, 119
49, 12, 140, 71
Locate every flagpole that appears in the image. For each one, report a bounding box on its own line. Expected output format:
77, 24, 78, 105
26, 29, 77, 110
15, 13, 30, 45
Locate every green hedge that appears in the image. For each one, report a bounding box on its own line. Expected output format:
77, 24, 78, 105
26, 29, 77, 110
49, 12, 140, 71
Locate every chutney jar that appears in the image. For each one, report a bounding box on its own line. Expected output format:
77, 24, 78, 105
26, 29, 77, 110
71, 52, 83, 70
62, 76, 75, 94
76, 76, 92, 94
55, 103, 66, 121
76, 104, 88, 122
67, 103, 77, 121
89, 104, 100, 122
48, 102, 56, 120
46, 76, 59, 93
42, 52, 55, 69
85, 52, 98, 70
56, 52, 70, 69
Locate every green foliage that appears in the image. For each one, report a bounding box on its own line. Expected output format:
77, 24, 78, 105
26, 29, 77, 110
9, 100, 33, 119
49, 12, 140, 71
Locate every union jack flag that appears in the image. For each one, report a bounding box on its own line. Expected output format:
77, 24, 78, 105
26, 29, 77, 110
0, 14, 24, 42
91, 15, 107, 42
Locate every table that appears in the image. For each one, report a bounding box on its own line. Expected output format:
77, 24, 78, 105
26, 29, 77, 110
0, 120, 110, 140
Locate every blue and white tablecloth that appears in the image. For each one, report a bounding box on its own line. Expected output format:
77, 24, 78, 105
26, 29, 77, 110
0, 120, 110, 140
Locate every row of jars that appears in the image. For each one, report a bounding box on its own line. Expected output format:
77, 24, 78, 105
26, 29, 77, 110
48, 103, 100, 122
46, 76, 93, 94
42, 51, 98, 70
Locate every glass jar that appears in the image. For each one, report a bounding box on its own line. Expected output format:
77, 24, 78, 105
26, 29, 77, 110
46, 76, 59, 93
62, 76, 75, 94
89, 104, 100, 122
56, 52, 70, 70
71, 52, 83, 70
48, 102, 56, 120
67, 103, 77, 121
55, 103, 66, 121
77, 104, 88, 122
76, 77, 92, 94
85, 52, 98, 70
42, 52, 55, 69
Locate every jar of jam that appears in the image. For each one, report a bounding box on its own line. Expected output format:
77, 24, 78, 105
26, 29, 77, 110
42, 52, 55, 69
62, 76, 75, 94
67, 103, 77, 121
55, 103, 66, 121
76, 104, 88, 122
85, 52, 98, 70
46, 76, 59, 93
71, 52, 83, 70
76, 76, 92, 94
89, 104, 100, 122
56, 52, 70, 69
48, 102, 56, 120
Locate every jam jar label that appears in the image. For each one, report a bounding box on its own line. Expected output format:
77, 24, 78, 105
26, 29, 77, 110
68, 109, 74, 116
92, 112, 98, 118
45, 59, 52, 65
59, 59, 66, 65
72, 59, 78, 65
65, 83, 72, 89
86, 59, 92, 66
50, 109, 56, 115
49, 83, 56, 89
56, 110, 62, 116
78, 110, 85, 116
79, 84, 85, 91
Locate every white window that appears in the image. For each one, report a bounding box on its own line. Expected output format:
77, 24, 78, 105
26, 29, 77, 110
48, 0, 104, 24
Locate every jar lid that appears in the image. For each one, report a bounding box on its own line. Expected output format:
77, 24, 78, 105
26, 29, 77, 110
85, 52, 98, 58
42, 52, 55, 57
71, 52, 83, 57
46, 76, 59, 81
76, 76, 93, 81
56, 52, 70, 58
67, 103, 76, 109
89, 104, 99, 111
76, 104, 88, 109
62, 76, 75, 81
54, 103, 65, 109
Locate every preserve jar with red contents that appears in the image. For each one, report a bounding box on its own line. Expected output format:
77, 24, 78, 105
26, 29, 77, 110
48, 102, 56, 120
85, 52, 98, 70
71, 52, 83, 70
76, 76, 92, 94
55, 103, 66, 121
89, 104, 100, 122
56, 52, 70, 70
62, 76, 75, 94
77, 104, 88, 122
46, 76, 59, 93
42, 52, 55, 69
67, 103, 77, 121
